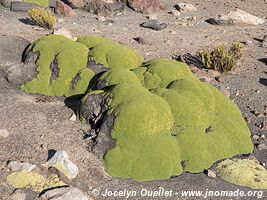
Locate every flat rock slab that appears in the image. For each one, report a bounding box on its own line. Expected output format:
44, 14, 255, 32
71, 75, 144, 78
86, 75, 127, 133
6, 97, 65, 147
40, 187, 89, 200
140, 20, 167, 31
0, 35, 30, 68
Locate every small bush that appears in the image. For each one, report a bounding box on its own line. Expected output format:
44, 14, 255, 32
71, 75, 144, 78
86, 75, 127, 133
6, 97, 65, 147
28, 8, 56, 29
198, 42, 243, 72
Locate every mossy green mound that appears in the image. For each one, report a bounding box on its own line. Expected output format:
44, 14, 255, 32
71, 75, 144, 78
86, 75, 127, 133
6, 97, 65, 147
21, 35, 93, 96
20, 35, 144, 96
216, 159, 267, 189
77, 36, 143, 69
23, 0, 49, 7
6, 170, 66, 192
81, 58, 253, 181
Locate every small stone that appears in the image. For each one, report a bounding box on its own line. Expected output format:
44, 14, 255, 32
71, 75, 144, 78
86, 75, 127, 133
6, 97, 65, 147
253, 135, 260, 140
147, 14, 157, 20
245, 40, 253, 46
174, 2, 197, 14
207, 169, 216, 178
96, 15, 105, 22
256, 90, 260, 93
220, 87, 230, 98
215, 75, 225, 83
170, 9, 181, 16
53, 28, 74, 40
133, 37, 148, 45
7, 161, 36, 172
0, 129, 10, 138
258, 144, 267, 150
56, 0, 76, 17
140, 20, 167, 31
69, 114, 77, 122
40, 186, 88, 200
48, 150, 79, 179
57, 19, 64, 23
261, 135, 266, 140
10, 190, 26, 200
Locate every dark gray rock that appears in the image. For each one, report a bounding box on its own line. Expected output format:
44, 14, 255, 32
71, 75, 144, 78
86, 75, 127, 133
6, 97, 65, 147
0, 35, 30, 68
140, 20, 167, 31
79, 93, 115, 159
10, 1, 39, 12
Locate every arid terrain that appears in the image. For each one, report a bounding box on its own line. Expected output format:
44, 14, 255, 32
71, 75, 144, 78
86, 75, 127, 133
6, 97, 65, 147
0, 0, 267, 199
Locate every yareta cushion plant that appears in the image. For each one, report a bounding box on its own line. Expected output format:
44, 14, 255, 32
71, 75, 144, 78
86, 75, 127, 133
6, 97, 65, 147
19, 35, 253, 182
79, 58, 253, 182
20, 35, 143, 96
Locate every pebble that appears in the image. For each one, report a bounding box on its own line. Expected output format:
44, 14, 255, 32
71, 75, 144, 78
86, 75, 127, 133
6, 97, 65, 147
174, 2, 197, 14
133, 37, 148, 45
7, 161, 36, 172
207, 169, 216, 178
53, 28, 74, 40
10, 190, 26, 200
39, 186, 88, 200
170, 9, 181, 16
262, 35, 267, 47
48, 150, 79, 179
69, 114, 77, 122
140, 20, 167, 31
0, 129, 10, 138
258, 144, 267, 150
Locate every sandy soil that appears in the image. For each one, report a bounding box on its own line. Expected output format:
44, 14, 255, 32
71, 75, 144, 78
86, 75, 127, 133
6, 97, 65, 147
0, 0, 267, 199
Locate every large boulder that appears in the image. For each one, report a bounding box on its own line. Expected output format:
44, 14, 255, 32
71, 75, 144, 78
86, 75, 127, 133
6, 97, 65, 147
128, 0, 161, 14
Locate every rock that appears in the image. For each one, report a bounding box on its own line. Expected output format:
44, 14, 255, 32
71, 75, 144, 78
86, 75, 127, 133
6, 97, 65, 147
84, 0, 125, 16
147, 14, 157, 20
133, 37, 148, 45
65, 0, 85, 8
10, 2, 39, 12
262, 35, 267, 47
128, 0, 160, 14
207, 169, 216, 178
48, 150, 79, 179
140, 20, 167, 31
174, 2, 197, 14
193, 68, 214, 83
218, 9, 265, 25
69, 114, 77, 122
10, 190, 26, 200
0, 36, 30, 68
219, 87, 230, 98
7, 161, 36, 172
53, 28, 74, 40
0, 129, 10, 138
170, 9, 181, 16
39, 186, 88, 200
5, 62, 37, 87
56, 0, 76, 17
258, 144, 267, 150
1, 0, 22, 8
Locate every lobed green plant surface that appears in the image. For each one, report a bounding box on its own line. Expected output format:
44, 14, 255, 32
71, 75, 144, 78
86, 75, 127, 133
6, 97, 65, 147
19, 35, 253, 182
216, 159, 267, 189
24, 0, 49, 7
83, 58, 253, 181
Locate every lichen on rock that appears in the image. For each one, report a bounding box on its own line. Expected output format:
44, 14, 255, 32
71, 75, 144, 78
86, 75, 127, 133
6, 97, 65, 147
80, 58, 253, 181
6, 170, 66, 192
216, 159, 267, 189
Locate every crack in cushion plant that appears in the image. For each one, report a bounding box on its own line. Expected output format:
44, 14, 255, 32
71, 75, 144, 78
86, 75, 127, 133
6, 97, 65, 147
80, 58, 253, 182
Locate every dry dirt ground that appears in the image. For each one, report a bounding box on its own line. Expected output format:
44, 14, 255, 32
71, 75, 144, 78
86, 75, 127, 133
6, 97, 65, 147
0, 0, 267, 199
